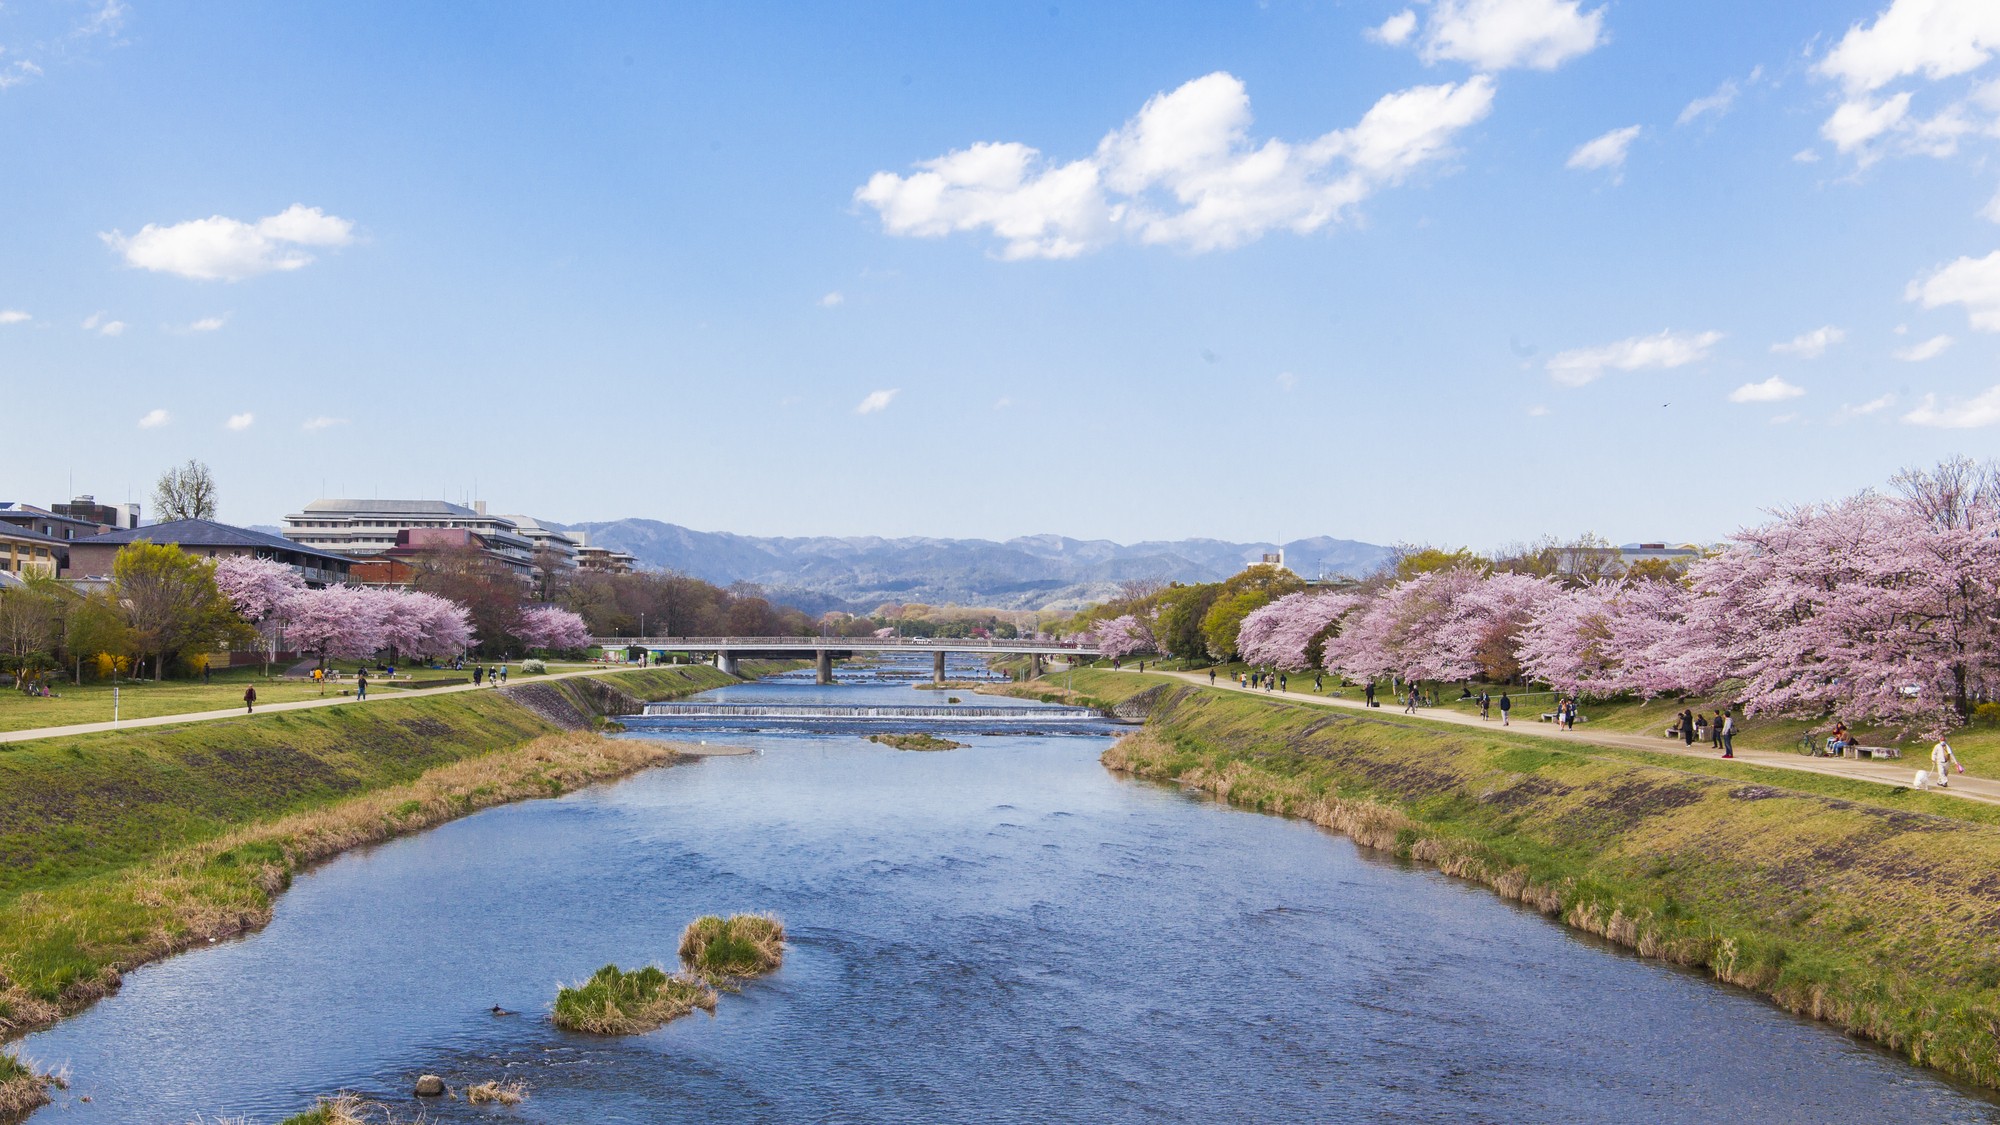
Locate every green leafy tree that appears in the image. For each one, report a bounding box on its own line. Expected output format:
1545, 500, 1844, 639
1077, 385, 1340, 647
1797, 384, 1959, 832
65, 590, 137, 682
1152, 582, 1220, 661
112, 541, 252, 680
1394, 546, 1490, 582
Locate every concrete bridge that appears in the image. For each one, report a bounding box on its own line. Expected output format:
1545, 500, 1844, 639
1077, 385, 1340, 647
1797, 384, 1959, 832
589, 636, 1101, 684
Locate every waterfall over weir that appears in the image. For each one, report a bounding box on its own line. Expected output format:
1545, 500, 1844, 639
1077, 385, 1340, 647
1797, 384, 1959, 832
639, 702, 1112, 723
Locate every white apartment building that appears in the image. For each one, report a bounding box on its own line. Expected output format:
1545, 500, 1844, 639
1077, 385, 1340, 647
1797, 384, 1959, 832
281, 499, 538, 566
497, 514, 579, 568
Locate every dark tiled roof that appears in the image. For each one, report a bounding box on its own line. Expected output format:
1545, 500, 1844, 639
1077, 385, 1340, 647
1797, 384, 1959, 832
75, 519, 352, 566
0, 522, 67, 545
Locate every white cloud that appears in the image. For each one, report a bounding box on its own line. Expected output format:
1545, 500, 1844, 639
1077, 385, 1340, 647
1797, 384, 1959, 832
1821, 91, 1913, 154
1565, 125, 1640, 177
1369, 10, 1418, 45
225, 412, 255, 431
101, 204, 356, 281
1895, 333, 1954, 360
137, 409, 169, 429
1417, 0, 1606, 71
189, 315, 228, 332
301, 416, 348, 431
1983, 186, 2000, 222
993, 396, 1012, 409
856, 389, 899, 414
1276, 371, 1298, 390
1546, 329, 1723, 387
76, 0, 128, 40
856, 71, 1494, 258
0, 57, 40, 90
1904, 385, 2000, 427
1526, 404, 1550, 416
81, 311, 125, 336
818, 291, 844, 307
0, 310, 28, 325
1728, 376, 1806, 403
1908, 250, 2000, 329
1813, 1, 2000, 163
1837, 393, 1898, 420
1678, 72, 1755, 126
1770, 325, 1846, 358
1819, 0, 2000, 95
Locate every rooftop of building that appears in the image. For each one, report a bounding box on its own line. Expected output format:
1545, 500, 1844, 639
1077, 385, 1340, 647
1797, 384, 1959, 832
77, 518, 353, 565
291, 498, 496, 518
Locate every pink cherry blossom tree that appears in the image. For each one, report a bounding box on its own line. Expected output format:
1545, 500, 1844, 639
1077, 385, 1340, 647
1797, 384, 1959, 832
517, 605, 591, 652
1238, 591, 1362, 671
1431, 572, 1560, 684
213, 557, 306, 672
1323, 567, 1487, 684
283, 585, 389, 668
1090, 614, 1156, 660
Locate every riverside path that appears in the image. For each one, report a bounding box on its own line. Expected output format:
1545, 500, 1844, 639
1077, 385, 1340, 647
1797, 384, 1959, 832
1096, 667, 2000, 808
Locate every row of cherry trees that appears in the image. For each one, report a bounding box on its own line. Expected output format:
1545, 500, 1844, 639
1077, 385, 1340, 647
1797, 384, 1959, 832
215, 557, 590, 666
1118, 460, 2000, 735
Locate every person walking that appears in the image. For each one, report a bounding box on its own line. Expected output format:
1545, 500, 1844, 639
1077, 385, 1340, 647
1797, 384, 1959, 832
1365, 682, 1377, 708
1681, 709, 1697, 748
1209, 668, 1216, 685
1499, 692, 1512, 726
473, 666, 484, 686
1709, 710, 1724, 749
356, 671, 368, 701
1314, 673, 1323, 693
1933, 738, 1963, 788
1478, 691, 1490, 721
243, 685, 257, 714
1721, 711, 1735, 758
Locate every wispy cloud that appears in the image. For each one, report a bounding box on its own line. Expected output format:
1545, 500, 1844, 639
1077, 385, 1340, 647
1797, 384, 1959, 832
1566, 125, 1641, 179
1547, 329, 1722, 387
1770, 325, 1844, 358
819, 291, 844, 308
1836, 393, 1897, 421
137, 409, 169, 429
102, 204, 356, 281
1894, 334, 1954, 361
1276, 371, 1298, 391
189, 314, 229, 332
301, 415, 348, 431
82, 311, 125, 336
1904, 386, 2000, 429
1729, 376, 1805, 403
0, 310, 28, 325
225, 413, 254, 431
1526, 404, 1551, 417
856, 389, 899, 415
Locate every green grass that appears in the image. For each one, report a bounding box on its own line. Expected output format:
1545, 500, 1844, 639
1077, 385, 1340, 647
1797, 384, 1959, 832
868, 732, 966, 751
0, 670, 384, 733
552, 964, 717, 1034
677, 914, 786, 985
1072, 667, 2000, 1091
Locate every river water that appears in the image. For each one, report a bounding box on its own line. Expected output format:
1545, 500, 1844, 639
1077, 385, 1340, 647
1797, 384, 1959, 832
16, 662, 2000, 1123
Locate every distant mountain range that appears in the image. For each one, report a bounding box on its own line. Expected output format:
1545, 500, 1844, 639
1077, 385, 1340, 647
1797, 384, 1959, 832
554, 520, 1393, 613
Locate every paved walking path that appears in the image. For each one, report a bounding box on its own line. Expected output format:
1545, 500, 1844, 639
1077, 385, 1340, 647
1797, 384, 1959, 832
0, 665, 661, 745
1111, 668, 2000, 808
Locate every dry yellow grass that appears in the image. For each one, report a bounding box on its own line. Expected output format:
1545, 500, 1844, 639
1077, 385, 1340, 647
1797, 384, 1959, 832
678, 913, 785, 985
464, 1079, 527, 1105
551, 963, 717, 1034
0, 730, 691, 1043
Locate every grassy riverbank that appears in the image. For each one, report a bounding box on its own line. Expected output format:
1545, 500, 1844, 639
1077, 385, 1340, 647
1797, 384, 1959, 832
1052, 668, 2000, 1090
0, 663, 760, 1058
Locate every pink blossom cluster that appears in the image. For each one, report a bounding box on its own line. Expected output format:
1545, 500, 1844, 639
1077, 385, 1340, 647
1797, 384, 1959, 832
1236, 591, 1361, 671
516, 605, 592, 651
1090, 614, 1156, 659
216, 562, 479, 664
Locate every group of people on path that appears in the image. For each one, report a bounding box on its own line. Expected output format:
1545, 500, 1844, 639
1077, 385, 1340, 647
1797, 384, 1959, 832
1671, 707, 1734, 758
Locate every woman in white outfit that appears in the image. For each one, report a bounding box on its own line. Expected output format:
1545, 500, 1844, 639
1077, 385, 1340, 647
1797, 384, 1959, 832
1932, 738, 1962, 788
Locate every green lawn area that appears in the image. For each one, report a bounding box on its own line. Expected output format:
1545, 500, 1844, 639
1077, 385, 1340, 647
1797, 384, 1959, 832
0, 664, 473, 733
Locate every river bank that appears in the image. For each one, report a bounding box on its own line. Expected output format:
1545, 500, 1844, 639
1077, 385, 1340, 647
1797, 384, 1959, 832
0, 662, 793, 1084
1026, 669, 2000, 1092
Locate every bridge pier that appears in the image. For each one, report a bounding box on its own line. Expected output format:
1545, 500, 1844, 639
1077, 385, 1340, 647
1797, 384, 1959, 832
1029, 653, 1043, 677
816, 649, 833, 685
933, 651, 947, 685
715, 650, 740, 677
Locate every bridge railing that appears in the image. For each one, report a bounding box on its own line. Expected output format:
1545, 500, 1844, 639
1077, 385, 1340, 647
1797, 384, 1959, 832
588, 635, 1094, 651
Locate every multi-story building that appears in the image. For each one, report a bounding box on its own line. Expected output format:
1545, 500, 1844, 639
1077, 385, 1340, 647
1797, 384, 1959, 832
0, 524, 64, 580
0, 502, 108, 542
51, 495, 141, 531
281, 499, 538, 569
570, 530, 638, 575
348, 527, 539, 586
66, 519, 353, 585
496, 514, 579, 569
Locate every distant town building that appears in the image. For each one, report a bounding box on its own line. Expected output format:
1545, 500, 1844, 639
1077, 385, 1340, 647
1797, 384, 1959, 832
571, 531, 637, 575
0, 502, 108, 542
0, 524, 63, 578
348, 527, 538, 586
280, 499, 538, 569
496, 514, 579, 569
51, 495, 141, 531
1616, 542, 1703, 566
66, 519, 353, 585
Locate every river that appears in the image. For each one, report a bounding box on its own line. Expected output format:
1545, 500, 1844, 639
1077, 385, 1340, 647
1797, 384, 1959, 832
16, 660, 2000, 1123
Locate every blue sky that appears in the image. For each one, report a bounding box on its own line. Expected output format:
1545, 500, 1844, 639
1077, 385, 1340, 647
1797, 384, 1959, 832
2, 0, 1997, 549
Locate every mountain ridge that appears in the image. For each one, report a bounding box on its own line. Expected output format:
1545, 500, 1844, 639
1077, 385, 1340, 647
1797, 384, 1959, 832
555, 519, 1392, 613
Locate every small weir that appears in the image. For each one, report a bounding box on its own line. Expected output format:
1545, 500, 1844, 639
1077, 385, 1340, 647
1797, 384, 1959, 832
639, 702, 1110, 722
